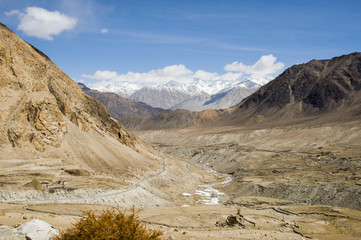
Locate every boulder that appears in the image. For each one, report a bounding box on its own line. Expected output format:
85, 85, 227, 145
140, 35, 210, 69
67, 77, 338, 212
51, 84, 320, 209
16, 219, 59, 240
0, 225, 25, 240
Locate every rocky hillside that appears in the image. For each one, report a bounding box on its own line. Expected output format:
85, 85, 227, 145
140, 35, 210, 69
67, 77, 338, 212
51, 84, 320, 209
0, 23, 160, 176
229, 52, 361, 123
79, 83, 166, 122
123, 109, 229, 130
130, 53, 361, 130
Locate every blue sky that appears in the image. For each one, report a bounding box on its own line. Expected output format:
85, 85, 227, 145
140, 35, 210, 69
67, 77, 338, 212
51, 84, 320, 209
1, 0, 361, 87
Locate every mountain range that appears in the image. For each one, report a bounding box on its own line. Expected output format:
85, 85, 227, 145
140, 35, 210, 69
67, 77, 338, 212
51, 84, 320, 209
91, 79, 260, 111
125, 52, 361, 130
78, 83, 166, 121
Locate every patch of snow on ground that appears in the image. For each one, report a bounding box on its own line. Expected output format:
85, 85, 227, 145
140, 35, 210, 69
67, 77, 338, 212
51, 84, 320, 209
220, 176, 233, 185
194, 165, 233, 205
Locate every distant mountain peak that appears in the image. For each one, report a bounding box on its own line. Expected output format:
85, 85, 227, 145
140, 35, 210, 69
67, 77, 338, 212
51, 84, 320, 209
165, 80, 182, 87
78, 83, 166, 121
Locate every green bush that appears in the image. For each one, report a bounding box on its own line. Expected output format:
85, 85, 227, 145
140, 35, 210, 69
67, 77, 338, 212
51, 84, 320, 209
54, 208, 162, 240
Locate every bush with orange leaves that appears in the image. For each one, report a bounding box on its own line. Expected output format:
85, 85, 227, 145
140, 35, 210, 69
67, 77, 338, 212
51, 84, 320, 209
53, 207, 162, 240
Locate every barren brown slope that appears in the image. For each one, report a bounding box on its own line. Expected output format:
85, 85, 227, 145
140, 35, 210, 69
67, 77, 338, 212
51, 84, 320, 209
78, 83, 166, 122
227, 52, 361, 125
125, 108, 230, 130
0, 23, 161, 177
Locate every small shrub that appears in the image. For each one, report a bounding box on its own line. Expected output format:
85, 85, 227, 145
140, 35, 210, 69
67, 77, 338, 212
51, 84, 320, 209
23, 179, 44, 190
53, 207, 162, 240
64, 169, 89, 176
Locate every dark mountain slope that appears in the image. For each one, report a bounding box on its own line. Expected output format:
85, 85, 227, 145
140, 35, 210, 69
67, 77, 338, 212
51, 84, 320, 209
78, 83, 166, 122
228, 52, 361, 123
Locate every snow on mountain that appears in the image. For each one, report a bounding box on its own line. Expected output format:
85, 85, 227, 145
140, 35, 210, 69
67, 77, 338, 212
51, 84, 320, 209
129, 85, 191, 109
90, 78, 261, 110
205, 85, 257, 108
89, 81, 143, 98
171, 84, 257, 111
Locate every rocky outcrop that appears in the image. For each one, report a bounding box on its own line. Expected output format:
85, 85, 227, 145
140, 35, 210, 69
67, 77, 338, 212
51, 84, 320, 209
0, 23, 160, 176
0, 23, 136, 151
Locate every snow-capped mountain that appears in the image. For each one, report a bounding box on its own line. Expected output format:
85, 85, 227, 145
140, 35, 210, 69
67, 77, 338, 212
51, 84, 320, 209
90, 78, 261, 111
129, 84, 192, 109
89, 81, 143, 98
170, 84, 257, 111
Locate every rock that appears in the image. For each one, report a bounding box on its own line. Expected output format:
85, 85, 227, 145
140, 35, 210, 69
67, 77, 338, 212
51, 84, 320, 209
16, 219, 59, 240
0, 225, 25, 240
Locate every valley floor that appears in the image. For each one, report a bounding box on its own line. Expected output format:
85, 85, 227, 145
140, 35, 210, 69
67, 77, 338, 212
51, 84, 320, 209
1, 119, 361, 239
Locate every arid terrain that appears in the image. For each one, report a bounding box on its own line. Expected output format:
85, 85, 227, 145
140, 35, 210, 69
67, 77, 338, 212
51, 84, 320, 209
1, 118, 361, 239
132, 115, 361, 239
1, 22, 361, 240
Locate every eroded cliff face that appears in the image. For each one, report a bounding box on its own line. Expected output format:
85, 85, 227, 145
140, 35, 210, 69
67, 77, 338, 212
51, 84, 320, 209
0, 23, 158, 176
0, 23, 136, 152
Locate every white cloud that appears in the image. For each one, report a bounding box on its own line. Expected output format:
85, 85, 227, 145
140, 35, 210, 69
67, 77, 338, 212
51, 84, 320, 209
155, 64, 192, 77
193, 70, 219, 81
82, 70, 118, 80
6, 7, 77, 40
224, 54, 284, 85
5, 10, 20, 16
101, 28, 109, 34
82, 64, 194, 85
83, 55, 284, 89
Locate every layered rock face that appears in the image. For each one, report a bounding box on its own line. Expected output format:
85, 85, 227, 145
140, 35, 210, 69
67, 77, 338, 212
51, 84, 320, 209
0, 23, 159, 176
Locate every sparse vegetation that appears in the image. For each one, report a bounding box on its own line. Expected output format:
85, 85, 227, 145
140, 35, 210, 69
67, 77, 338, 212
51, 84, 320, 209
64, 169, 89, 176
23, 179, 44, 190
54, 208, 162, 240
